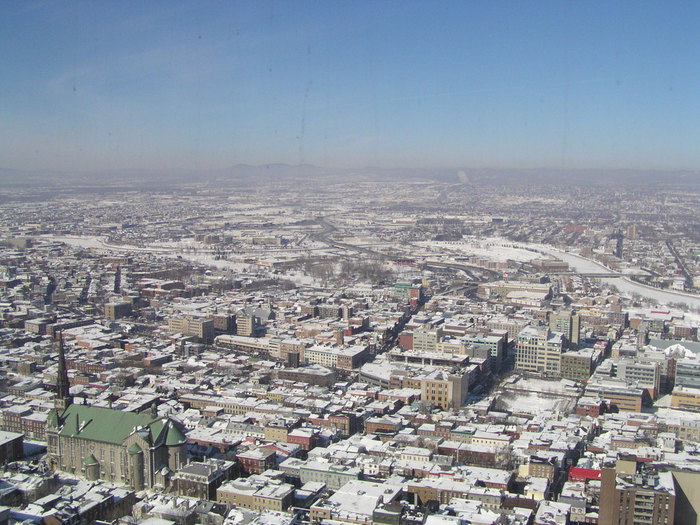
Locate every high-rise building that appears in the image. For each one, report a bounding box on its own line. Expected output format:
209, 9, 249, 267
516, 327, 564, 376
549, 310, 581, 348
235, 314, 258, 337
599, 459, 675, 525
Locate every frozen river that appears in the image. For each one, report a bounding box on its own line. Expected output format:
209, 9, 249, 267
539, 247, 700, 309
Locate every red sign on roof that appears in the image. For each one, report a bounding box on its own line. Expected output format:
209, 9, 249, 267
568, 467, 602, 481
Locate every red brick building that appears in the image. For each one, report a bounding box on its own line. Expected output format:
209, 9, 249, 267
236, 448, 276, 475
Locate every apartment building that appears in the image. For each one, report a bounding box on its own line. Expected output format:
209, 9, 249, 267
599, 462, 675, 525
167, 316, 214, 343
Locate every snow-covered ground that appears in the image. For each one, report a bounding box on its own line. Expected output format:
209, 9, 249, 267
416, 237, 541, 263
41, 235, 175, 253
495, 391, 576, 416
40, 235, 111, 250
173, 254, 255, 273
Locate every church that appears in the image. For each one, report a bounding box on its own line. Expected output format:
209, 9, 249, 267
46, 336, 187, 490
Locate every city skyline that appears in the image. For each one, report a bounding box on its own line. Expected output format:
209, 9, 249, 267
2, 1, 700, 174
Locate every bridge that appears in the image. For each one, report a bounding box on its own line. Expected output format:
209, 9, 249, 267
548, 271, 647, 278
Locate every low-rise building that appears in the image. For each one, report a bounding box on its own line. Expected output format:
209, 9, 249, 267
217, 475, 295, 511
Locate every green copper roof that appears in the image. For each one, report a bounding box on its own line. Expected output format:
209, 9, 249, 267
84, 454, 98, 466
149, 419, 166, 445
128, 443, 143, 454
47, 409, 59, 429
56, 405, 159, 445
164, 421, 187, 446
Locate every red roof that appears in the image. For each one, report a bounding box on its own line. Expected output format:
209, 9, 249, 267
568, 467, 602, 481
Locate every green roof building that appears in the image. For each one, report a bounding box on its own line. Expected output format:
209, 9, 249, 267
47, 403, 187, 490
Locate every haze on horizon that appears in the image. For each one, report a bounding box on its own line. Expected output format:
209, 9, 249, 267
2, 1, 699, 175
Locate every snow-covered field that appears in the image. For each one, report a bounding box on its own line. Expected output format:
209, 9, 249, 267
40, 235, 110, 250
495, 391, 576, 415
41, 235, 174, 253
416, 237, 541, 263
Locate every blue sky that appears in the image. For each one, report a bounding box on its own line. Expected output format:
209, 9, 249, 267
2, 1, 699, 172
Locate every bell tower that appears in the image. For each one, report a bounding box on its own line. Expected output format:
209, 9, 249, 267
54, 332, 73, 411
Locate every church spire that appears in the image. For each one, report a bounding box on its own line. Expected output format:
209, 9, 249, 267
55, 331, 72, 411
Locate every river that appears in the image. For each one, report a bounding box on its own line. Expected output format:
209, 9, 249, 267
538, 247, 700, 309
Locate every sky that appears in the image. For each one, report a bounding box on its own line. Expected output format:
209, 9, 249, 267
1, 1, 699, 173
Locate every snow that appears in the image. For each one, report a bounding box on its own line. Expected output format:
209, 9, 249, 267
40, 235, 109, 250
175, 254, 255, 272
496, 391, 576, 415
416, 237, 540, 263
600, 277, 700, 309
661, 343, 698, 359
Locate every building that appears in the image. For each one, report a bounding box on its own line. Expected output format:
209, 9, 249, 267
173, 459, 236, 500
419, 369, 470, 410
407, 470, 513, 505
462, 332, 507, 363
413, 326, 444, 352
277, 364, 336, 387
561, 349, 598, 383
236, 314, 259, 337
0, 431, 23, 463
217, 475, 295, 511
549, 310, 581, 348
671, 386, 700, 411
534, 500, 570, 525
599, 461, 676, 525
675, 359, 700, 389
277, 338, 309, 361
616, 359, 661, 399
104, 301, 132, 320
298, 460, 361, 490
212, 313, 236, 334
302, 344, 370, 370
487, 317, 530, 342
46, 404, 187, 490
167, 315, 214, 343
479, 281, 551, 301
236, 448, 276, 475
516, 327, 564, 376
46, 336, 187, 490
287, 428, 318, 452
309, 479, 403, 524
215, 334, 272, 354
584, 382, 646, 412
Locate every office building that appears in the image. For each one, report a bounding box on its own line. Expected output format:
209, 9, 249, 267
516, 327, 564, 376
